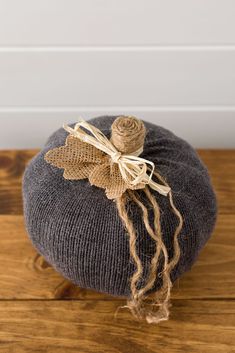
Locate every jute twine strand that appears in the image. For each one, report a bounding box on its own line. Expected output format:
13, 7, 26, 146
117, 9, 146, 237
130, 188, 171, 323
116, 194, 143, 307
116, 185, 182, 323
113, 117, 183, 324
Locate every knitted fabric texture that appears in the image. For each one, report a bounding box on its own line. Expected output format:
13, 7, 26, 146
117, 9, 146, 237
23, 116, 217, 298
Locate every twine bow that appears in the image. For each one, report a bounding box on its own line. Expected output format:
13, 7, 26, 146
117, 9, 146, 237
45, 119, 170, 199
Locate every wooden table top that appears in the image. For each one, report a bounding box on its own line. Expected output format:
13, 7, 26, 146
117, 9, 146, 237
0, 149, 234, 353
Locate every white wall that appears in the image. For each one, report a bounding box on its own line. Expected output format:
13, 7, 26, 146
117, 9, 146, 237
0, 0, 234, 148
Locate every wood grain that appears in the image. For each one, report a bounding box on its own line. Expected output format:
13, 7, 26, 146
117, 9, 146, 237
0, 149, 234, 352
197, 149, 235, 214
0, 300, 234, 353
0, 149, 235, 214
0, 214, 234, 300
0, 150, 36, 215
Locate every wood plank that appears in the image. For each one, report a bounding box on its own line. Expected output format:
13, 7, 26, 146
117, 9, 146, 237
0, 214, 102, 300
0, 150, 36, 215
0, 0, 235, 46
0, 148, 234, 352
0, 213, 234, 300
1, 111, 235, 150
0, 51, 235, 107
198, 150, 235, 214
0, 150, 234, 215
0, 300, 234, 353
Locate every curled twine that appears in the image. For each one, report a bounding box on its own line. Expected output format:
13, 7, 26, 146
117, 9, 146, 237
45, 116, 183, 324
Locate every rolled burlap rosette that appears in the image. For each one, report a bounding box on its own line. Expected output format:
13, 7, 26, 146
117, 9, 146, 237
23, 115, 217, 324
111, 116, 146, 153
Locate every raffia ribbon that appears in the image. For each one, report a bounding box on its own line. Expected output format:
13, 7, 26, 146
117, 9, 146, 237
45, 117, 170, 199
44, 116, 183, 324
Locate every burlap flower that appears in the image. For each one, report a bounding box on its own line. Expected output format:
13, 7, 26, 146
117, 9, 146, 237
45, 134, 145, 199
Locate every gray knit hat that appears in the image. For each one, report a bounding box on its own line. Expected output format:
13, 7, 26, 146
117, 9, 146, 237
23, 116, 217, 322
